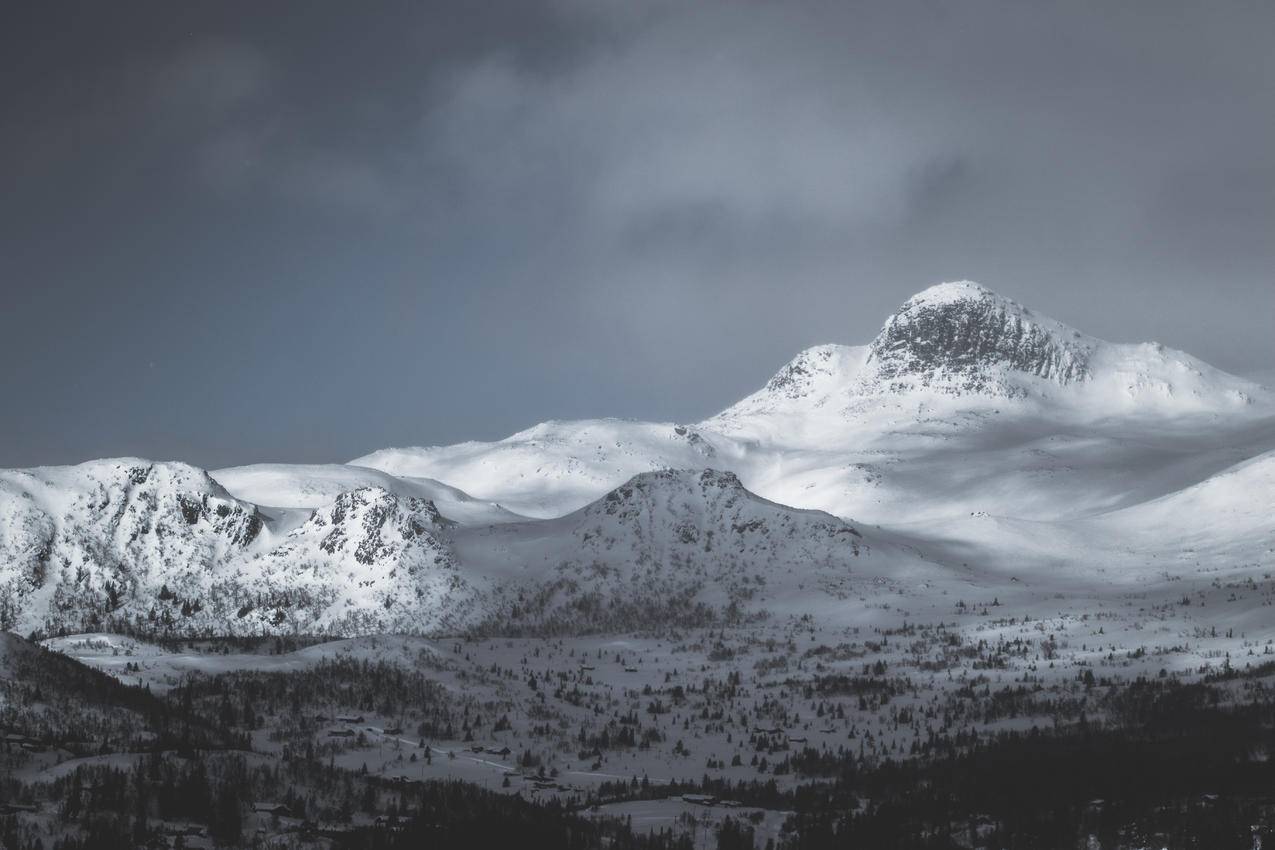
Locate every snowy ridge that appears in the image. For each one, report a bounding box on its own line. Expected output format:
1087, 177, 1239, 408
3, 281, 1274, 639
0, 461, 916, 637
211, 462, 524, 525
754, 344, 869, 406
451, 468, 888, 634
0, 461, 485, 636
239, 487, 479, 635
0, 460, 266, 634
1088, 448, 1275, 549
859, 281, 1094, 396
1079, 340, 1265, 415
353, 419, 736, 518
355, 282, 1272, 525
703, 344, 869, 442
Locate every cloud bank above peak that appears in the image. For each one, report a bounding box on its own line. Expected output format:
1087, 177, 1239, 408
1, 1, 1272, 468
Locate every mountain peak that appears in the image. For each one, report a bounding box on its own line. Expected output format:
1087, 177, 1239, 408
901, 279, 998, 308
293, 486, 450, 548
598, 468, 746, 510
862, 281, 1094, 397
761, 344, 863, 400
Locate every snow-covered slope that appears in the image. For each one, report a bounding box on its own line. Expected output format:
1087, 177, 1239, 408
0, 461, 483, 636
0, 461, 928, 637
235, 486, 480, 635
712, 281, 1267, 438
4, 280, 1273, 640
703, 344, 871, 447
848, 280, 1263, 413
452, 468, 931, 633
357, 281, 1275, 525
353, 420, 743, 518
881, 446, 1275, 599
0, 460, 267, 632
211, 462, 523, 525
1085, 448, 1275, 559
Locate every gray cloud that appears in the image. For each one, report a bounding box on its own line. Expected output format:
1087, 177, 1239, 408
151, 40, 274, 119
1, 1, 1271, 468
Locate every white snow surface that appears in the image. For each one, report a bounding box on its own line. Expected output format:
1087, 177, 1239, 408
356, 281, 1275, 523
210, 462, 524, 525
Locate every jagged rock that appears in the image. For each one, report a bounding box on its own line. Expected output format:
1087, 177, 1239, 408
862, 281, 1092, 396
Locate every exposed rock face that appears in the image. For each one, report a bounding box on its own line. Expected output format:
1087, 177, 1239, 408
863, 281, 1093, 396
296, 487, 450, 566
244, 486, 470, 635
0, 460, 266, 634
0, 464, 473, 637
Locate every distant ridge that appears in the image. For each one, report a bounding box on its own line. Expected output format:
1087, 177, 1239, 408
3, 281, 1274, 637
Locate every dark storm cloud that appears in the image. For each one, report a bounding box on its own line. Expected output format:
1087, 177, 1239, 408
1, 1, 1272, 468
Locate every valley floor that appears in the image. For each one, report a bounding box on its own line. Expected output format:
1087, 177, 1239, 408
5, 557, 1275, 849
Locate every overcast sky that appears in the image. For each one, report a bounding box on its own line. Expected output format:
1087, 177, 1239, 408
3, 1, 1272, 469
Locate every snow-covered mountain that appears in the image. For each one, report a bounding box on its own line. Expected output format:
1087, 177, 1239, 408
0, 461, 486, 636
236, 486, 479, 635
713, 280, 1266, 436
0, 461, 915, 637
352, 420, 740, 519
861, 280, 1094, 395
0, 460, 264, 634
452, 468, 899, 633
357, 282, 1275, 522
3, 281, 1272, 639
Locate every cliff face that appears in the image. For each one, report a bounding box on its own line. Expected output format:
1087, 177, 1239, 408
862, 281, 1093, 396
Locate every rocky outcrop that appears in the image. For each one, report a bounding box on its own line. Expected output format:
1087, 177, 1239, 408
863, 281, 1093, 396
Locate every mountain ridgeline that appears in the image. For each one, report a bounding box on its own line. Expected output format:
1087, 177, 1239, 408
0, 461, 876, 637
2, 281, 1273, 638
863, 281, 1094, 394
